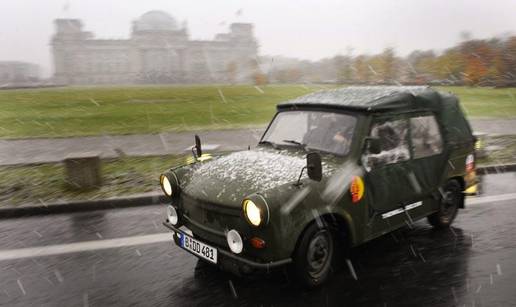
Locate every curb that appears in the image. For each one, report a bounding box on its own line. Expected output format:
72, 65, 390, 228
477, 163, 516, 175
1, 163, 514, 219
0, 193, 166, 219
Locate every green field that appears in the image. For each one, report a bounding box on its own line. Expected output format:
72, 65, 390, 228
0, 85, 515, 139
0, 85, 323, 139
0, 155, 185, 206
438, 86, 516, 119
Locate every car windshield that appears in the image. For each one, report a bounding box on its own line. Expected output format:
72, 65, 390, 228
261, 110, 357, 155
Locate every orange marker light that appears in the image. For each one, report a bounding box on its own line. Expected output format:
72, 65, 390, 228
250, 237, 266, 249
350, 176, 365, 203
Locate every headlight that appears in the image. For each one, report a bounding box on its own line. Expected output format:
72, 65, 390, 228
160, 172, 179, 198
226, 229, 243, 254
167, 205, 178, 225
242, 194, 269, 227
243, 200, 261, 226
161, 176, 172, 196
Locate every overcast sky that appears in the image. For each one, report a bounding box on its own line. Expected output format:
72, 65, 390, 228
1, 0, 515, 77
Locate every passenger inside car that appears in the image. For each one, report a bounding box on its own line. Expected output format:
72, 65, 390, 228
364, 120, 410, 168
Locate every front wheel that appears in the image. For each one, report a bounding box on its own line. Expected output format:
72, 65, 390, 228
428, 179, 462, 228
290, 222, 335, 288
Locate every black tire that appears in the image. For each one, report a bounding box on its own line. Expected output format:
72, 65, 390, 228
428, 179, 462, 228
290, 222, 335, 288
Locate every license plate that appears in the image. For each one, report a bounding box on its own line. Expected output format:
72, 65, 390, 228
179, 233, 217, 264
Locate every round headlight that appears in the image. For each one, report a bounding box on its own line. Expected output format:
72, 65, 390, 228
167, 205, 178, 225
243, 199, 262, 226
161, 175, 173, 197
159, 172, 178, 197
226, 229, 243, 254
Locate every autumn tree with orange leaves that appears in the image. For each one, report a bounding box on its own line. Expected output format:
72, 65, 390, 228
461, 40, 496, 85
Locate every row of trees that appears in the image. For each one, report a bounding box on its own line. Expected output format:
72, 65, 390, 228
264, 35, 516, 87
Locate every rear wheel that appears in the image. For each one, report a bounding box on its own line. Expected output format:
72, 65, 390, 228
290, 222, 335, 288
428, 179, 462, 228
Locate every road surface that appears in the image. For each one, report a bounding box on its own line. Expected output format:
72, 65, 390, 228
0, 173, 515, 306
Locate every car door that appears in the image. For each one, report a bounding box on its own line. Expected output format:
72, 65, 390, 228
407, 113, 446, 197
361, 115, 416, 235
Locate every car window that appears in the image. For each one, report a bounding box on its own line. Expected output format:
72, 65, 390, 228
363, 118, 410, 169
261, 110, 356, 155
410, 115, 443, 158
264, 111, 308, 142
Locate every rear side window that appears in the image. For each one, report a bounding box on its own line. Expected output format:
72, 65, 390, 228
410, 115, 443, 158
363, 119, 410, 168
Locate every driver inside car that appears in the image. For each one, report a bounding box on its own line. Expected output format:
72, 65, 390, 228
303, 113, 352, 155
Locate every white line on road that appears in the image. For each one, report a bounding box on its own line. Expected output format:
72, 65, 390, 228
0, 233, 171, 262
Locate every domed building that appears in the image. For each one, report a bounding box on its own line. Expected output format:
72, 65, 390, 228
133, 10, 179, 32
51, 11, 258, 84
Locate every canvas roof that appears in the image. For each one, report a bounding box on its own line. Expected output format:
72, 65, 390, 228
277, 86, 442, 112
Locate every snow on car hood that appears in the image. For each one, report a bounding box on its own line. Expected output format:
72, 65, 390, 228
181, 148, 310, 205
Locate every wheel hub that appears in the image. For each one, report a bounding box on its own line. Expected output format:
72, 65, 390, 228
307, 231, 330, 275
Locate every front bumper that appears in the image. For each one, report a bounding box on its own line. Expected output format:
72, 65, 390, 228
163, 222, 292, 273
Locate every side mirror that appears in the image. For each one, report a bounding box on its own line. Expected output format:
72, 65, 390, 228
306, 152, 322, 182
194, 134, 202, 157
366, 137, 381, 155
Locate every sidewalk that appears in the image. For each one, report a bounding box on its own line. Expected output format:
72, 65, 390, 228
0, 118, 515, 166
471, 118, 516, 135
0, 128, 265, 166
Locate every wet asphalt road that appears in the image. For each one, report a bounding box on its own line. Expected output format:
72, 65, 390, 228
1, 173, 516, 307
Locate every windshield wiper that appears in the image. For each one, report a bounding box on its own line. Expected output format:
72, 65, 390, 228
282, 139, 308, 148
258, 140, 277, 148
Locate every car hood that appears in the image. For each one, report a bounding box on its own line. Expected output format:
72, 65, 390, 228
180, 147, 319, 207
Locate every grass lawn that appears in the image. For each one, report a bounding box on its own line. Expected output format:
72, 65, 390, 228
0, 155, 186, 207
0, 84, 326, 139
437, 86, 516, 119
0, 84, 515, 139
477, 135, 516, 165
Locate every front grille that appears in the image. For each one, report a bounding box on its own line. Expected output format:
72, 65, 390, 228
180, 193, 243, 245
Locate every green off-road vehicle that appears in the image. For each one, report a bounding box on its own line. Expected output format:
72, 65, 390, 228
161, 86, 476, 287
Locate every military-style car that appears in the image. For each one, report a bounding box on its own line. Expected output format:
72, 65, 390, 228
161, 86, 476, 287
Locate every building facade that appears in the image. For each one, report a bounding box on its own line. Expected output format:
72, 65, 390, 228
51, 11, 259, 85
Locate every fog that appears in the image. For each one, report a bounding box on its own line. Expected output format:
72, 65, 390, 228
1, 0, 515, 77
